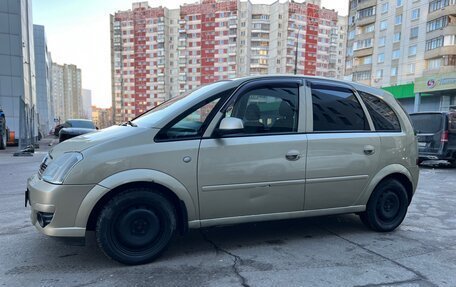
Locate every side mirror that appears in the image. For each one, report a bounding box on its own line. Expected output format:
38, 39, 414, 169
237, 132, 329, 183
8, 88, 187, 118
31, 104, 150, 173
217, 117, 244, 136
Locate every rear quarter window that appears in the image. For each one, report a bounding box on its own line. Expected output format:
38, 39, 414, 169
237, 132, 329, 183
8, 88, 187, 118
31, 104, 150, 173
358, 91, 401, 132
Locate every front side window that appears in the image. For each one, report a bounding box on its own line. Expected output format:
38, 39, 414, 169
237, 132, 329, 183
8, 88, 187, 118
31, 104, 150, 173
156, 88, 233, 140
359, 91, 401, 132
223, 83, 299, 134
311, 82, 369, 132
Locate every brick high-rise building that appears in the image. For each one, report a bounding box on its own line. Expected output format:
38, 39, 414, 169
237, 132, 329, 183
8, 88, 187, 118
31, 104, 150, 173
110, 0, 347, 123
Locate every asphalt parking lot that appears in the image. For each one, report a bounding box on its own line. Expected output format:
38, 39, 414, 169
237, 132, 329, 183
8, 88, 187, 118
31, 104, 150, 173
0, 139, 455, 287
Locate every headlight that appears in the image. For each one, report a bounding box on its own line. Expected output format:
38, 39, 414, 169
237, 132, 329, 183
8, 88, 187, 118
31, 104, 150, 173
41, 152, 83, 184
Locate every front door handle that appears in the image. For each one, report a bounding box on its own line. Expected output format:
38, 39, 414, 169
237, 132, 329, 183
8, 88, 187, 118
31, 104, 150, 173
285, 150, 301, 161
364, 145, 375, 155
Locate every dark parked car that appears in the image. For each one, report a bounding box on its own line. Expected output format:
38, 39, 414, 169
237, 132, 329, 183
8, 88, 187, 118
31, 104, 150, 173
0, 108, 6, 150
410, 112, 456, 166
59, 119, 97, 142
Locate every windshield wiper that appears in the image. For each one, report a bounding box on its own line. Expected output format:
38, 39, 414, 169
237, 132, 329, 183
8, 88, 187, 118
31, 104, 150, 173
121, 120, 137, 127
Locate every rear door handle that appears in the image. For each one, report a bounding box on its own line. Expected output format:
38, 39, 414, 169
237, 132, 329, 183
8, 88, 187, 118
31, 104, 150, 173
285, 150, 301, 161
364, 145, 375, 155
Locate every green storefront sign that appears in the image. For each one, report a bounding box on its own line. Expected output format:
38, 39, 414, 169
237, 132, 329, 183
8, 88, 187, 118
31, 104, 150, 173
382, 83, 415, 99
415, 72, 456, 93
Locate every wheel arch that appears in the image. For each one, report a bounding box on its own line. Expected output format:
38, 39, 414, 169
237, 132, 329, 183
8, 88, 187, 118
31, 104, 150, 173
75, 169, 197, 234
357, 164, 416, 206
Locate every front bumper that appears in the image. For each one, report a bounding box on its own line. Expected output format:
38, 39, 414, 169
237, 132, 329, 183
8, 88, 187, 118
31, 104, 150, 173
27, 174, 95, 237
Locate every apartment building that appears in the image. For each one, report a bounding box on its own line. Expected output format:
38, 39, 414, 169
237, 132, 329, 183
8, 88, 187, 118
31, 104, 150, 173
346, 0, 456, 112
33, 25, 54, 135
51, 63, 83, 122
0, 0, 38, 147
111, 0, 347, 123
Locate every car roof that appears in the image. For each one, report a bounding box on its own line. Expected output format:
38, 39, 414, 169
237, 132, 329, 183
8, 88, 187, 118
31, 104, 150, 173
228, 74, 394, 100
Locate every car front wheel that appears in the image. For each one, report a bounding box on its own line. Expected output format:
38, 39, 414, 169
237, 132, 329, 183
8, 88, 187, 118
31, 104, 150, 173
359, 179, 409, 232
96, 189, 176, 265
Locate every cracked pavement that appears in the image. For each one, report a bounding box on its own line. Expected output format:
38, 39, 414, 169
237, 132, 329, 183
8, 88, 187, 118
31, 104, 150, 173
0, 139, 455, 287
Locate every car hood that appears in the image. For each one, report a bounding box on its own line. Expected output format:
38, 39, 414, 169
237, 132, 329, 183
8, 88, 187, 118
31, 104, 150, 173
50, 125, 149, 158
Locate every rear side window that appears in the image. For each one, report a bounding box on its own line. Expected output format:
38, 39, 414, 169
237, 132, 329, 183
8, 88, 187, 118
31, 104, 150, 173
311, 82, 369, 132
358, 91, 401, 132
410, 114, 444, 133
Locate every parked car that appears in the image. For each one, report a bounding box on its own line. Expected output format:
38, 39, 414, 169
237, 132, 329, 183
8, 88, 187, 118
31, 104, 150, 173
26, 76, 419, 265
410, 112, 456, 167
58, 119, 97, 142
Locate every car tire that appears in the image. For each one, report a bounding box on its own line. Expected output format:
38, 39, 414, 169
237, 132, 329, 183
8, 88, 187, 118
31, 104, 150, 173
448, 159, 456, 168
96, 189, 176, 265
359, 179, 408, 232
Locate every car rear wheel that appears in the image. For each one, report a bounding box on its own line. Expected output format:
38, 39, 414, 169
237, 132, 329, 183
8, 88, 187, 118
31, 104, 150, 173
96, 189, 176, 265
359, 179, 408, 232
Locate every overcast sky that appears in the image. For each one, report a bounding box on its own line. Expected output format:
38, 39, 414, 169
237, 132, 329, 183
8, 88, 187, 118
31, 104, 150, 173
33, 0, 348, 108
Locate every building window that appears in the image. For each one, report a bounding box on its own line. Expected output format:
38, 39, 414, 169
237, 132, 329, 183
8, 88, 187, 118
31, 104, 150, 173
410, 27, 419, 39
392, 49, 400, 59
353, 71, 372, 81
429, 0, 455, 13
426, 36, 444, 51
357, 6, 376, 20
411, 9, 420, 20
378, 53, 385, 63
365, 24, 375, 33
391, 67, 398, 76
376, 69, 384, 78
394, 32, 401, 42
378, 36, 386, 46
395, 14, 402, 25
397, 0, 403, 7
427, 16, 449, 32
428, 58, 441, 70
380, 20, 388, 30
353, 38, 373, 50
381, 2, 389, 13
409, 45, 417, 56
362, 55, 372, 64
348, 30, 355, 40
408, 63, 416, 74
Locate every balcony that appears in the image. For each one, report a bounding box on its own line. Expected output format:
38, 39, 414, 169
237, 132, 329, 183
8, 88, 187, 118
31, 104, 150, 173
353, 47, 373, 58
428, 4, 456, 21
426, 24, 456, 41
356, 15, 376, 27
423, 65, 456, 76
355, 31, 374, 41
424, 45, 456, 60
356, 0, 377, 10
352, 63, 372, 73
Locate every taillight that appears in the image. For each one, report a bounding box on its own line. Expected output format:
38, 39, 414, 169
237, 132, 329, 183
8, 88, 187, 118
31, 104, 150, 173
441, 130, 448, 142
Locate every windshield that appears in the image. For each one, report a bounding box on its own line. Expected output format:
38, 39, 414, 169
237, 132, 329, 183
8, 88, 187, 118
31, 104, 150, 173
66, 120, 96, 129
410, 114, 443, 133
132, 81, 229, 127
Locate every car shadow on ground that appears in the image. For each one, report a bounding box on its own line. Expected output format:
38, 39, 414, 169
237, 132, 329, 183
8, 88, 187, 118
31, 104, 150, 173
71, 213, 369, 265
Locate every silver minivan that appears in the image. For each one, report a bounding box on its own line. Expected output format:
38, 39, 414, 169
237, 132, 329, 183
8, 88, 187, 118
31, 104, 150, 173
26, 76, 419, 265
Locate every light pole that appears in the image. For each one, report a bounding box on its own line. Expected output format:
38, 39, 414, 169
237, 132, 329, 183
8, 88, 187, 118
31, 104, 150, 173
294, 25, 302, 75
